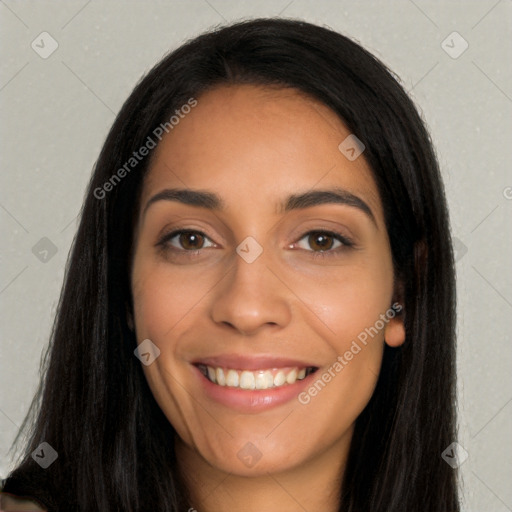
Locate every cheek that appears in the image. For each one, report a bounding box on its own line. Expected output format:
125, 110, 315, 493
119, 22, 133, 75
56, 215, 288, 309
305, 256, 394, 349
131, 265, 209, 440
292, 279, 390, 443
292, 254, 393, 414
131, 261, 216, 341
130, 262, 219, 423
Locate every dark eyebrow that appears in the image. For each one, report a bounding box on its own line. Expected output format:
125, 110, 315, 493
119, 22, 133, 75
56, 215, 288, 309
143, 188, 225, 217
282, 188, 376, 224
143, 187, 376, 225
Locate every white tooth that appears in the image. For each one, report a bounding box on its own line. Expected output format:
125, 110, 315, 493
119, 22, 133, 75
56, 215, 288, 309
255, 371, 274, 390
286, 368, 298, 384
297, 368, 306, 380
226, 369, 239, 387
274, 371, 286, 387
239, 371, 256, 390
207, 366, 216, 383
216, 367, 226, 386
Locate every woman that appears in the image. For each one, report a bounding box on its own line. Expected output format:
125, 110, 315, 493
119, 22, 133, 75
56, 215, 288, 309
1, 18, 459, 511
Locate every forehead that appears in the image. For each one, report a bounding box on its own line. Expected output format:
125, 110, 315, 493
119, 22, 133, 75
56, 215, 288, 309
141, 84, 382, 220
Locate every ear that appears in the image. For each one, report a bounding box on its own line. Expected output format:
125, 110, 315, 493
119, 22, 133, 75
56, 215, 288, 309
384, 281, 406, 348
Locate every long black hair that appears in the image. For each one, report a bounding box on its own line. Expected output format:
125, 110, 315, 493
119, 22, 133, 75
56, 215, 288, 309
2, 18, 459, 511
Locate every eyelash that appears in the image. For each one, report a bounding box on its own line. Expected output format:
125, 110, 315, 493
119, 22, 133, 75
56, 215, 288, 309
156, 228, 354, 260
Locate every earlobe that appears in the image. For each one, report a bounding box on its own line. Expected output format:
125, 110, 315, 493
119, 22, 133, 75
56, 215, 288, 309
384, 311, 406, 347
385, 280, 406, 347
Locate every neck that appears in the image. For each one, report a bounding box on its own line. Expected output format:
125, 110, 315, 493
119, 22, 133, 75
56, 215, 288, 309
175, 429, 352, 512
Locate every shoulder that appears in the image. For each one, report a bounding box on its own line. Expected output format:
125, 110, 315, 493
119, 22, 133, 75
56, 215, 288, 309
0, 492, 47, 511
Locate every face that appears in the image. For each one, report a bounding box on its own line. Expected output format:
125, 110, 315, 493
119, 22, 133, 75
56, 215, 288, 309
130, 84, 405, 477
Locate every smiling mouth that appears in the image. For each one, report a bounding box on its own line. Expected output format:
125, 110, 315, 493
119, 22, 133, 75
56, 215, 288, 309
196, 364, 318, 390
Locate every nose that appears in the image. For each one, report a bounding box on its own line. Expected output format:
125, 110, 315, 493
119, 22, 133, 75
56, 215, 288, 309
209, 243, 292, 336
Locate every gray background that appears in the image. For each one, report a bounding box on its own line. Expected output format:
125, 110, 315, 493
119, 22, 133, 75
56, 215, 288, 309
1, 1, 511, 510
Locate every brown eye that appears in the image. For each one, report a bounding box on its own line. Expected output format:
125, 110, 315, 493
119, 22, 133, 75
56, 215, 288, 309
179, 231, 205, 250
159, 230, 215, 251
307, 231, 336, 251
293, 230, 354, 258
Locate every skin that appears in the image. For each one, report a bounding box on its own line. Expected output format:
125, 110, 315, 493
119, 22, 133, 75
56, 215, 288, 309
0, 493, 46, 511
130, 84, 405, 512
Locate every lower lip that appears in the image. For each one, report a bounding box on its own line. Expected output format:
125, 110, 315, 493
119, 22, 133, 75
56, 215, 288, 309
194, 366, 317, 413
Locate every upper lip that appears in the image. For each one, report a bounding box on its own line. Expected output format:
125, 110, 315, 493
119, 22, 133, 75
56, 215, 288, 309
192, 354, 318, 371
